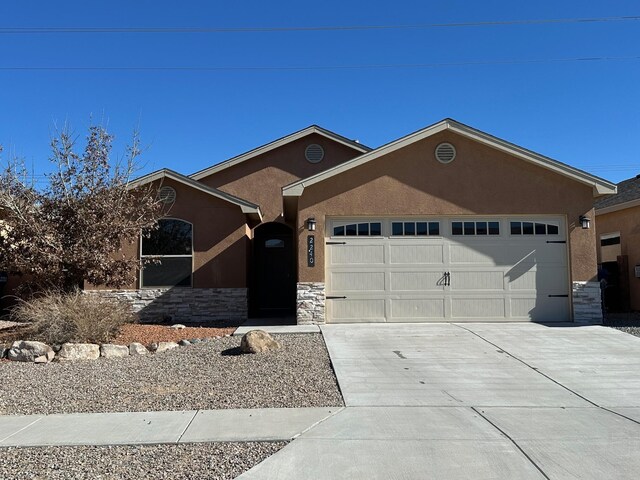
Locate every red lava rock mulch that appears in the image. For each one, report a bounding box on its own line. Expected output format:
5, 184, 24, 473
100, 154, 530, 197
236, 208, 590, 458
113, 323, 237, 345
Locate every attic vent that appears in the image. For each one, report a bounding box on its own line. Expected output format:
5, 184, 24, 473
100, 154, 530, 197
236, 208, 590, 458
305, 144, 325, 163
158, 186, 177, 204
435, 142, 456, 164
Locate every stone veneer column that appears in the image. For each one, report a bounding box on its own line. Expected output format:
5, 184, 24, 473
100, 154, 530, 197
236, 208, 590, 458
86, 288, 247, 324
572, 281, 603, 324
296, 282, 325, 325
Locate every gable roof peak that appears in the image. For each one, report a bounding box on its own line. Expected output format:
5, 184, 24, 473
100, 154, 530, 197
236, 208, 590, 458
283, 118, 616, 198
190, 124, 371, 181
128, 168, 262, 221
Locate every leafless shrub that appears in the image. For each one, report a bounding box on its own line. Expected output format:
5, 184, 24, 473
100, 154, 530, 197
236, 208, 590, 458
0, 124, 165, 292
9, 290, 136, 344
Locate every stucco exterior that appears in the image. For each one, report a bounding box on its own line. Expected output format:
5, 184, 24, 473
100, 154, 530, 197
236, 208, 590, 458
14, 120, 614, 324
199, 133, 365, 223
296, 130, 598, 287
91, 176, 251, 291
596, 205, 640, 310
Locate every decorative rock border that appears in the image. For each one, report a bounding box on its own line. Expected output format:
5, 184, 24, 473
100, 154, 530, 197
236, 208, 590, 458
0, 334, 232, 364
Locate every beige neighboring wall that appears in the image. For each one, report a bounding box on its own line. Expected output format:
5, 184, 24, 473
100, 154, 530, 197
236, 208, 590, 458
198, 133, 364, 223
596, 205, 640, 310
91, 177, 250, 290
297, 130, 597, 284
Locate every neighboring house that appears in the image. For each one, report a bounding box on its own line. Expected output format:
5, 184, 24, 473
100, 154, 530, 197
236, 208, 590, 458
595, 175, 640, 312
88, 119, 616, 325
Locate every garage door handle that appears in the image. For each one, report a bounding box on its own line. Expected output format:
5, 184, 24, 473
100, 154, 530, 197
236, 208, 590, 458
546, 240, 566, 244
548, 294, 568, 297
327, 241, 347, 245
327, 296, 347, 299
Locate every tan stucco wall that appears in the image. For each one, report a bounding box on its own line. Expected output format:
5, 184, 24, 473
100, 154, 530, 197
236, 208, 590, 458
596, 205, 640, 310
199, 133, 364, 223
92, 177, 250, 290
297, 130, 597, 284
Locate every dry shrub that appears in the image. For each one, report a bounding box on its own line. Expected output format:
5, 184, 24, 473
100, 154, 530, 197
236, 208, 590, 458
9, 290, 136, 344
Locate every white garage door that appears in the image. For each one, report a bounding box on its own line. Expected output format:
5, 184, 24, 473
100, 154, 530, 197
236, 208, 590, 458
325, 217, 570, 323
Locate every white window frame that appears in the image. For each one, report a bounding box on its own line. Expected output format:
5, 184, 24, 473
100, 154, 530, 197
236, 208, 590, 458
451, 219, 501, 236
509, 220, 561, 236
600, 231, 621, 246
390, 220, 441, 237
330, 220, 384, 238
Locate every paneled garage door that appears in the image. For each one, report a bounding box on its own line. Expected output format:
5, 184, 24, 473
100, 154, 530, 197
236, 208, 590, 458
325, 217, 570, 323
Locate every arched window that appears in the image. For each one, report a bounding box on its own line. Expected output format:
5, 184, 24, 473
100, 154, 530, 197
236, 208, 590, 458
141, 219, 193, 287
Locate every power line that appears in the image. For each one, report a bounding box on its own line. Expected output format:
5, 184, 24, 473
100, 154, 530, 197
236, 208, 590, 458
1, 55, 638, 71
1, 16, 639, 34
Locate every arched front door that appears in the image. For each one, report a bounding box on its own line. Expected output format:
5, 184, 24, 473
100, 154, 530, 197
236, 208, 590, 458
251, 222, 296, 317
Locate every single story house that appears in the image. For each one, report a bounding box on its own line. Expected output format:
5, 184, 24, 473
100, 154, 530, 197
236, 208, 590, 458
90, 119, 616, 325
595, 175, 640, 312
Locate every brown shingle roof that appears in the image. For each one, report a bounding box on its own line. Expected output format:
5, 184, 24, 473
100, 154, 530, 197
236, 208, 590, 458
595, 175, 640, 209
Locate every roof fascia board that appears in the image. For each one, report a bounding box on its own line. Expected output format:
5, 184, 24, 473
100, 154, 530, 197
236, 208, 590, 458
596, 198, 640, 215
283, 119, 616, 197
129, 169, 263, 221
447, 122, 616, 195
282, 122, 449, 196
190, 126, 370, 181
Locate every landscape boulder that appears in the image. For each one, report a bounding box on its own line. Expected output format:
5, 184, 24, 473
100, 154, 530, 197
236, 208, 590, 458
170, 324, 186, 330
240, 330, 281, 354
100, 344, 130, 358
129, 343, 148, 355
8, 341, 54, 362
34, 350, 56, 364
156, 341, 179, 353
57, 343, 100, 362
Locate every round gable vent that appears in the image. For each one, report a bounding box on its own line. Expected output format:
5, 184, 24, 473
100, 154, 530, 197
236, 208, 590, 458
158, 186, 177, 204
435, 142, 456, 164
305, 144, 325, 163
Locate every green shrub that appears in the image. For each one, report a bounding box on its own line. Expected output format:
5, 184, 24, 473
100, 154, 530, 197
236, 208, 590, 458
10, 290, 135, 344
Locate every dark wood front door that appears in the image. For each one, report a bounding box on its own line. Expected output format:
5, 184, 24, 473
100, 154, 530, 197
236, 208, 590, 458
252, 222, 295, 316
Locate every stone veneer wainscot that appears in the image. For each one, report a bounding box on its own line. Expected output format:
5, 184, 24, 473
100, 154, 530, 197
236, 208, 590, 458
297, 282, 325, 325
572, 281, 603, 324
87, 288, 247, 324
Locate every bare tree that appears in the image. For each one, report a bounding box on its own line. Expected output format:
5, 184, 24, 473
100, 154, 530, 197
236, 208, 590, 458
0, 125, 164, 292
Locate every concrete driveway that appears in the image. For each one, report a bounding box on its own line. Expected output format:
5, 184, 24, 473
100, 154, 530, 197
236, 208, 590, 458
240, 323, 640, 479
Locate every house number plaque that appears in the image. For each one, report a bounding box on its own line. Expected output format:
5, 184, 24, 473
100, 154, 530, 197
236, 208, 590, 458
307, 235, 315, 267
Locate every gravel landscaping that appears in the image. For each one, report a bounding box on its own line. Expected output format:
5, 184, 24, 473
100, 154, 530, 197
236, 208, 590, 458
604, 313, 640, 338
0, 442, 287, 480
0, 334, 344, 415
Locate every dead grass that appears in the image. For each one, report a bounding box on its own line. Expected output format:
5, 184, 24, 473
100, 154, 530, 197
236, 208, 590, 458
9, 290, 135, 344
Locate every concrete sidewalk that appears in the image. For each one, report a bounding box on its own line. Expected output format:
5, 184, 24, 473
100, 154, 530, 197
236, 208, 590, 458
239, 323, 640, 479
234, 324, 320, 335
0, 407, 340, 447
4, 323, 640, 479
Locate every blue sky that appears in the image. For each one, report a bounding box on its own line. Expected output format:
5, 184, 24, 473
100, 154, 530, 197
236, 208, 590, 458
0, 0, 638, 184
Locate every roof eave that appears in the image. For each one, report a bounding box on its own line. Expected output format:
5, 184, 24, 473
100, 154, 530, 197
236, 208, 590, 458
448, 121, 617, 197
596, 197, 640, 215
129, 169, 262, 218
190, 125, 370, 181
282, 119, 617, 198
240, 205, 263, 222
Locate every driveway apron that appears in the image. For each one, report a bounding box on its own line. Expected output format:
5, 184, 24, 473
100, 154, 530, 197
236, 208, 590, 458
240, 323, 640, 479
